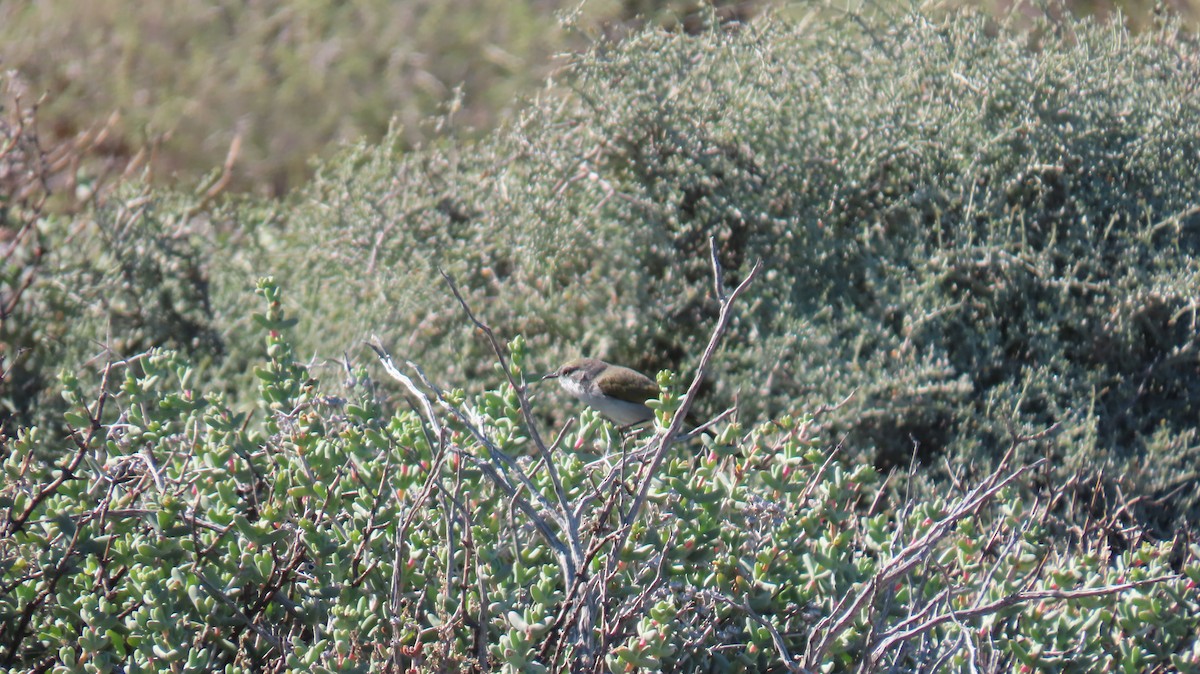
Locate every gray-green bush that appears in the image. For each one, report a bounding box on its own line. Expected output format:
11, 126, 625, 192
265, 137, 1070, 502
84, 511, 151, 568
0, 181, 229, 437
270, 11, 1200, 532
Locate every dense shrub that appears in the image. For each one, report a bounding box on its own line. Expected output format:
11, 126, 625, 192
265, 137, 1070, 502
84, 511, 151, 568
1, 0, 1195, 196
2, 279, 1196, 672
272, 11, 1200, 531
1, 75, 212, 437
0, 180, 233, 436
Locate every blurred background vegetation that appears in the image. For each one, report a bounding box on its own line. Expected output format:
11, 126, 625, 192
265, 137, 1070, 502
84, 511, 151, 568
0, 0, 1195, 196
0, 0, 758, 196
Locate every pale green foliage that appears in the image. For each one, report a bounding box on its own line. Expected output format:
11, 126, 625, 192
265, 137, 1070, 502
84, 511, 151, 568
2, 282, 1196, 671
0, 181, 227, 435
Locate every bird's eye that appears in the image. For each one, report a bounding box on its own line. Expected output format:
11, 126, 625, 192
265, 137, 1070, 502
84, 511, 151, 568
561, 366, 577, 376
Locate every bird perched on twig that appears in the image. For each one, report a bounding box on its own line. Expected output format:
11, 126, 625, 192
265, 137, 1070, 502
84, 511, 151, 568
542, 357, 660, 427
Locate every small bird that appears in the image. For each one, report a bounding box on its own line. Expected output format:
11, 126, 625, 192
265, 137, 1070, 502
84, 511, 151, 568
542, 357, 660, 427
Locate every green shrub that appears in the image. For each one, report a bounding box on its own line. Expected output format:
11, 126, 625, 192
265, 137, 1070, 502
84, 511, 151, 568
1, 76, 229, 436
1, 279, 1196, 672
272, 11, 1200, 531
0, 179, 233, 436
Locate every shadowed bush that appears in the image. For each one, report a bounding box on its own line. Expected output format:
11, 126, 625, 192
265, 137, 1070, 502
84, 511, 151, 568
269, 12, 1200, 532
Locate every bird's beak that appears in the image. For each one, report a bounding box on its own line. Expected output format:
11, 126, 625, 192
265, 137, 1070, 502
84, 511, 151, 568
541, 371, 559, 381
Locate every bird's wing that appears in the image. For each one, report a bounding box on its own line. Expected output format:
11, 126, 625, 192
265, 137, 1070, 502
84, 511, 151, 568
598, 366, 661, 405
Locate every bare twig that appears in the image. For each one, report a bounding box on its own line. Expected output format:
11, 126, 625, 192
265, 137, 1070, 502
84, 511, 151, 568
616, 240, 761, 536
434, 270, 585, 568
599, 239, 762, 655
194, 572, 283, 651
709, 591, 806, 674
679, 405, 737, 441
868, 575, 1178, 662
368, 341, 561, 528
803, 455, 1046, 668
435, 268, 563, 492
3, 360, 114, 538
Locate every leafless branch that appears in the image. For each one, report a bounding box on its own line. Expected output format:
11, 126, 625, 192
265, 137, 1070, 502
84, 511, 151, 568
615, 239, 761, 537
366, 339, 568, 562
708, 591, 807, 673
435, 267, 567, 506
598, 239, 763, 656
803, 455, 1046, 668
868, 575, 1178, 663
